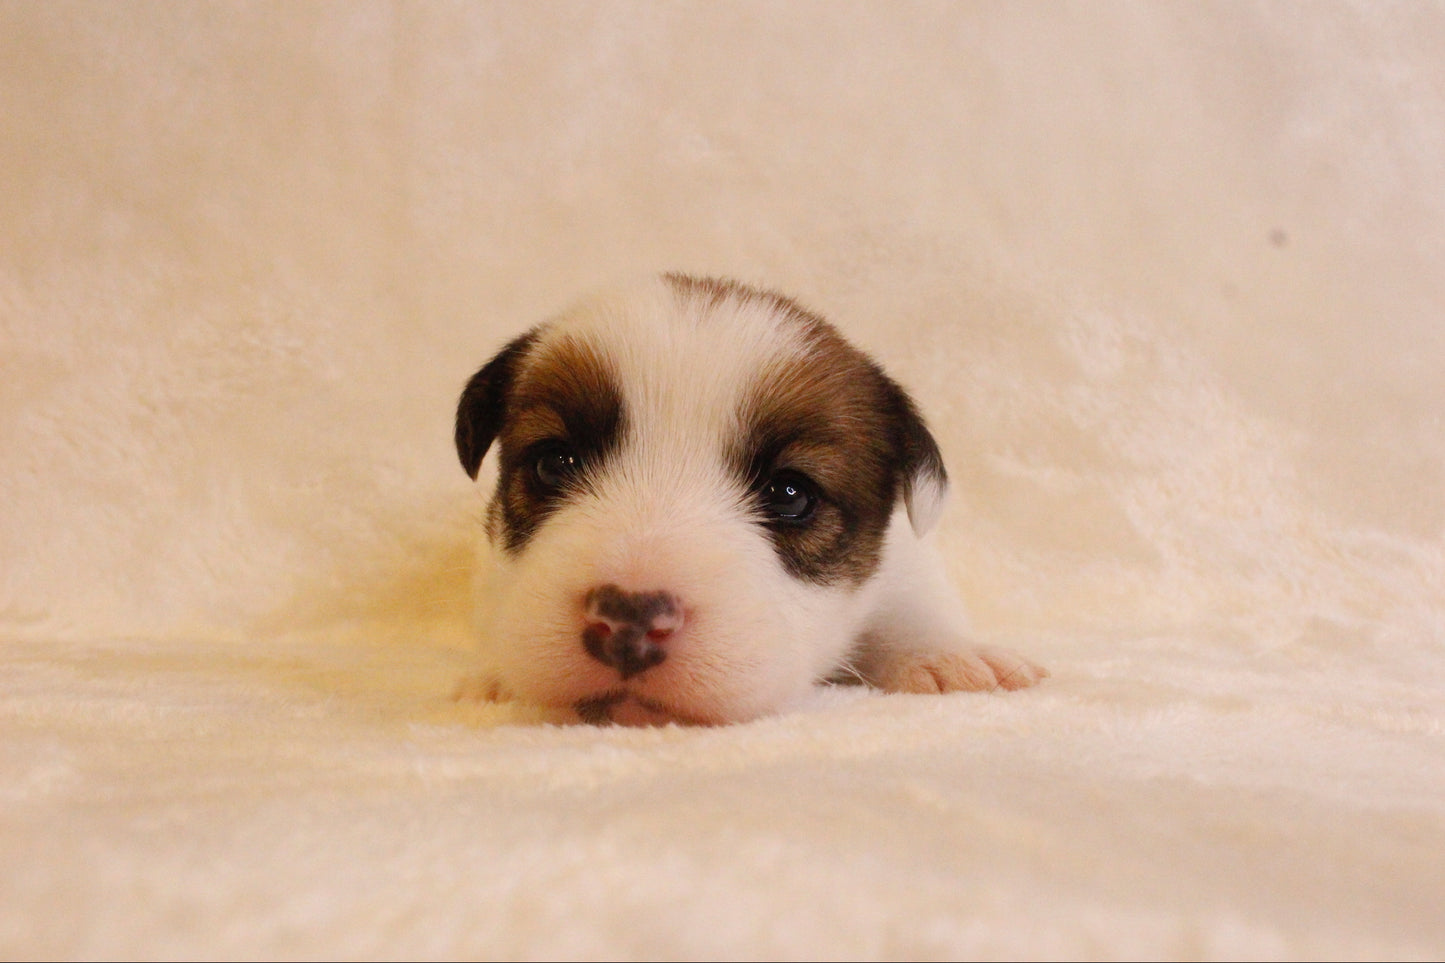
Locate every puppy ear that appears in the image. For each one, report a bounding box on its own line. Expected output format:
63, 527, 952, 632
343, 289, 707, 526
455, 330, 539, 480
885, 378, 950, 537
903, 449, 949, 537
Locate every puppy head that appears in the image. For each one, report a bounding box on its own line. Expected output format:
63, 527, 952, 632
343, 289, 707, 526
456, 275, 947, 724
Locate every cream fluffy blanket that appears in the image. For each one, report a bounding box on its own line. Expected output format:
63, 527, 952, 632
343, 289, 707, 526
3, 3, 1443, 959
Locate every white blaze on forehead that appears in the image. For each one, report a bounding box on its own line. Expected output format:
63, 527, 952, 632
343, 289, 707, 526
543, 279, 816, 481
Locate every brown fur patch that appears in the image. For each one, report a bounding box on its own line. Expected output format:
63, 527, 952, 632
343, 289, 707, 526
486, 333, 626, 553
666, 276, 947, 586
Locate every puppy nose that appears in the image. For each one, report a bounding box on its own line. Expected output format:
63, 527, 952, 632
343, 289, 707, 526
581, 584, 683, 679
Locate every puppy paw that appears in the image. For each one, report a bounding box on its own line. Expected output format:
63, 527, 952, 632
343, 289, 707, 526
451, 673, 513, 704
872, 647, 1048, 694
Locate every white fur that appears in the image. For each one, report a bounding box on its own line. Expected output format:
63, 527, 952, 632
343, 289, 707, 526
463, 280, 1045, 724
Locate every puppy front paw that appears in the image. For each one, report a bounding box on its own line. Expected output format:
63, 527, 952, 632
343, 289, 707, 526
870, 647, 1048, 694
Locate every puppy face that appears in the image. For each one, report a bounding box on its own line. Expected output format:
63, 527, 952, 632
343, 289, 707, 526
456, 275, 946, 724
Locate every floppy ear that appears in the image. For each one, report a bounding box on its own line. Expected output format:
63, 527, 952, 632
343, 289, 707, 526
884, 378, 950, 537
455, 330, 539, 480
903, 448, 949, 537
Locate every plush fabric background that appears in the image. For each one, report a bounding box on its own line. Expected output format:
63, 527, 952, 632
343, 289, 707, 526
3, 1, 1443, 958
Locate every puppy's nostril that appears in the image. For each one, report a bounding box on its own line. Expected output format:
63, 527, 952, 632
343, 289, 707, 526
582, 618, 667, 679
581, 584, 684, 679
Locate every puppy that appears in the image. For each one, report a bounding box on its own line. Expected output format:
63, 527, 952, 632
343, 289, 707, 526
455, 275, 1045, 725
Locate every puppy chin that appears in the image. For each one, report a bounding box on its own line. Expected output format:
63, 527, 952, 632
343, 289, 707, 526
573, 692, 720, 728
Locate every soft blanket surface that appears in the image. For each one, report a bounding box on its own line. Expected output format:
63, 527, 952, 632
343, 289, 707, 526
3, 2, 1443, 959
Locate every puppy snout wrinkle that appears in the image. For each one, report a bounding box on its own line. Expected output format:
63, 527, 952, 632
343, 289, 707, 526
582, 584, 683, 679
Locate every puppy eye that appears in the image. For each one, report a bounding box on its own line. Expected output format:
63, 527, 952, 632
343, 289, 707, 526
532, 442, 583, 491
760, 470, 818, 524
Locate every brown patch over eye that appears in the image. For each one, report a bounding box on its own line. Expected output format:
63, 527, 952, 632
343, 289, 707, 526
697, 286, 944, 587
737, 360, 902, 586
488, 334, 625, 552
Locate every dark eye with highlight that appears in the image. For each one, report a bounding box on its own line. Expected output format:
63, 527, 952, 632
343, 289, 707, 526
759, 470, 819, 524
531, 442, 584, 492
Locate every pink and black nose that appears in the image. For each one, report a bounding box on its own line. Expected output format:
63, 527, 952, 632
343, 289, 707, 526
582, 584, 683, 679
